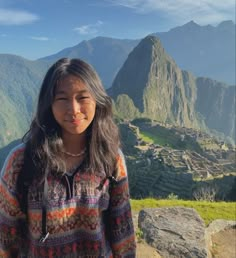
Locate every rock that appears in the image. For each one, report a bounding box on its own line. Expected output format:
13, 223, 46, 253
205, 219, 236, 258
206, 219, 236, 235
138, 207, 208, 258
132, 211, 163, 257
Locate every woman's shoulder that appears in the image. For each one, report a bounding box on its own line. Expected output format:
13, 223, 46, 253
1, 143, 25, 177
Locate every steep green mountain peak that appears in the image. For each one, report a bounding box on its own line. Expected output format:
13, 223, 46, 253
110, 35, 200, 129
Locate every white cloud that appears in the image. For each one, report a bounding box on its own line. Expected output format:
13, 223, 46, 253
104, 0, 235, 24
30, 36, 49, 41
0, 8, 39, 25
74, 20, 104, 35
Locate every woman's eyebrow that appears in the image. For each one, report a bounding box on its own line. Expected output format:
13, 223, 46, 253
77, 89, 89, 94
55, 90, 66, 95
55, 89, 89, 95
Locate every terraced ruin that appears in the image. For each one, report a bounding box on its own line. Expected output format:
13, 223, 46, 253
120, 120, 236, 200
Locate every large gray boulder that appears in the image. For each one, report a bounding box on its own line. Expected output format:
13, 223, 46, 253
138, 207, 208, 258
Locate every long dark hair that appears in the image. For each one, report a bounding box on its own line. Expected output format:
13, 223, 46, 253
22, 58, 120, 181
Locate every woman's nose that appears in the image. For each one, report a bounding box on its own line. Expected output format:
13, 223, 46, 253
67, 99, 80, 114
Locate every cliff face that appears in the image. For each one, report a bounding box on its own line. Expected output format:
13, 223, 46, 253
110, 36, 201, 129
195, 78, 235, 139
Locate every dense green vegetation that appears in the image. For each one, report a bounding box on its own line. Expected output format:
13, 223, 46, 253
131, 198, 236, 225
113, 94, 140, 120
0, 89, 26, 147
0, 55, 49, 149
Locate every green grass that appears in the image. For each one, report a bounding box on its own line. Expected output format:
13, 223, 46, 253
138, 131, 154, 144
131, 198, 236, 225
138, 125, 205, 153
139, 131, 174, 147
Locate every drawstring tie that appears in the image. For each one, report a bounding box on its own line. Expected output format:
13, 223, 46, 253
39, 174, 50, 243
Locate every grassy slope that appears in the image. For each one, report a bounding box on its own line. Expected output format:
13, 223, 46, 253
139, 127, 202, 152
131, 198, 236, 225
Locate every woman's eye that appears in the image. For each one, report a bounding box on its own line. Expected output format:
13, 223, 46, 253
55, 97, 67, 101
78, 96, 90, 100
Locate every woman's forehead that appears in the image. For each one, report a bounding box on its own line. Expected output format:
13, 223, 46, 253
55, 75, 88, 92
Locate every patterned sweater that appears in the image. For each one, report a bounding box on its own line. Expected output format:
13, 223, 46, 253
0, 144, 136, 257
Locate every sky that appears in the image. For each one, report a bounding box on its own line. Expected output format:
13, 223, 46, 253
0, 0, 235, 60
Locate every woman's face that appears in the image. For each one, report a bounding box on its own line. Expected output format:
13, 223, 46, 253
52, 75, 96, 138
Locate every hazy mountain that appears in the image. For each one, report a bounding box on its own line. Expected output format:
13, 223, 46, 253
39, 36, 139, 88
39, 20, 235, 87
154, 20, 235, 85
195, 77, 235, 139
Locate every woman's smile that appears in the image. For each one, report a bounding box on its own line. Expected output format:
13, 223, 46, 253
70, 118, 83, 125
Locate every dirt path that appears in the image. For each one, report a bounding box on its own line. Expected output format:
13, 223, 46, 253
211, 228, 236, 258
136, 240, 161, 258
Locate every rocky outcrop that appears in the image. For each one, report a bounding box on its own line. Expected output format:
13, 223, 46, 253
138, 207, 208, 258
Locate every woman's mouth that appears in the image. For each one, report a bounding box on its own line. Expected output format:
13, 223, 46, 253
71, 119, 82, 125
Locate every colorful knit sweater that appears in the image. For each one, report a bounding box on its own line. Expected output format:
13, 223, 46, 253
0, 144, 136, 257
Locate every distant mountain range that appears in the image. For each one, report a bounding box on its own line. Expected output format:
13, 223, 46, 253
0, 20, 235, 167
40, 20, 235, 87
153, 20, 235, 85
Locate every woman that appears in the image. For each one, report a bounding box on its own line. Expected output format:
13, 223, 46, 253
0, 58, 136, 257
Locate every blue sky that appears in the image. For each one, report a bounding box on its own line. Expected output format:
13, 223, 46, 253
0, 0, 235, 60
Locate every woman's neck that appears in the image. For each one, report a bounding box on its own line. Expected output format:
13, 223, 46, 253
62, 132, 87, 153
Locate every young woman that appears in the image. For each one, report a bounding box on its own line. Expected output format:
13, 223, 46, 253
0, 58, 136, 257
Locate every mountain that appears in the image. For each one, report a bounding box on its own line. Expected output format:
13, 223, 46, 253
0, 54, 49, 147
39, 37, 139, 88
109, 35, 202, 129
109, 35, 235, 140
195, 77, 235, 139
154, 20, 235, 85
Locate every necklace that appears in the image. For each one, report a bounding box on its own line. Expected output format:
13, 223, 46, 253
62, 148, 87, 157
